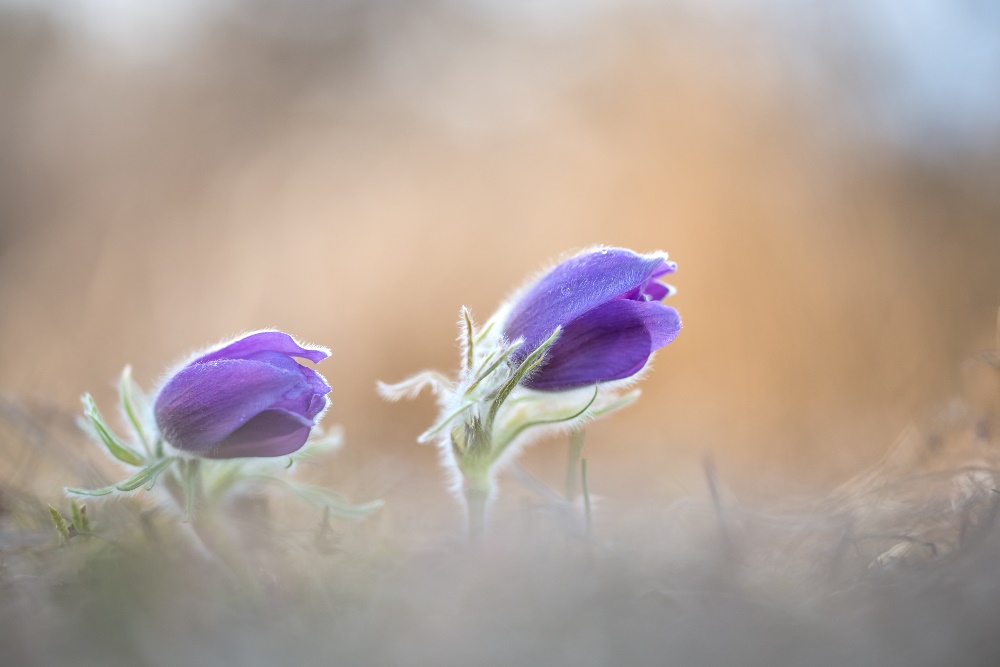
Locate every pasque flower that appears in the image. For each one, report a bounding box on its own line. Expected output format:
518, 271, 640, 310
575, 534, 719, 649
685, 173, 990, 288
154, 330, 331, 459
380, 245, 681, 537
68, 330, 380, 530
501, 248, 680, 390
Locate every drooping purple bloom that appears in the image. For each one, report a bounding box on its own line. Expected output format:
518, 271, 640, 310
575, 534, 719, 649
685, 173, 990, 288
502, 247, 680, 391
154, 331, 331, 459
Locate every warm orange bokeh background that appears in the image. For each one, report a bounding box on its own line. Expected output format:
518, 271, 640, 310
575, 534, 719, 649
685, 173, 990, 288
2, 1, 998, 509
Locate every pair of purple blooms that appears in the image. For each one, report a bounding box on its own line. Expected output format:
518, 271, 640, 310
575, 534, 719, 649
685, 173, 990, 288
154, 247, 681, 459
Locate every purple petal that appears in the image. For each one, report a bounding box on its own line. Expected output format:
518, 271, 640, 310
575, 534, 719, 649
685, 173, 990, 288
194, 331, 329, 365
505, 249, 670, 360
244, 350, 331, 395
524, 299, 681, 391
651, 260, 677, 278
273, 392, 329, 421
154, 358, 316, 453
201, 408, 314, 459
643, 281, 670, 301
621, 278, 673, 302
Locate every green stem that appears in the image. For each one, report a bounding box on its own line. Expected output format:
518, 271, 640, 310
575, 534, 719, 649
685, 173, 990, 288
164, 466, 219, 556
463, 474, 492, 541
565, 429, 586, 501
184, 458, 202, 522
581, 458, 592, 540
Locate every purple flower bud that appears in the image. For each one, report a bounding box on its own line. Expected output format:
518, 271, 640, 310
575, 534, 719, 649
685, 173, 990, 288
502, 247, 681, 391
153, 331, 331, 459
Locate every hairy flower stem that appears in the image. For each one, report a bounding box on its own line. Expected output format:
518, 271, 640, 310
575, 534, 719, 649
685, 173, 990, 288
463, 475, 492, 541
565, 429, 586, 500
159, 469, 242, 583
163, 470, 216, 553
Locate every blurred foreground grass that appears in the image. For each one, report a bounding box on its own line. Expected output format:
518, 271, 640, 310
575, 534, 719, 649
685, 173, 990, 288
3, 0, 1000, 493
2, 343, 1000, 666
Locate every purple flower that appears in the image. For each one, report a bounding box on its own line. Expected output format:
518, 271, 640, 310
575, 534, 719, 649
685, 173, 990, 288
502, 247, 680, 391
153, 331, 331, 459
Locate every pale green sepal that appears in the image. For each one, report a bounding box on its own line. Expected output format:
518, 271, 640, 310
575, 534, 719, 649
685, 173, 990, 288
377, 371, 454, 401
463, 341, 522, 397
461, 306, 475, 372
473, 319, 495, 345
492, 385, 598, 460
294, 486, 385, 521
418, 400, 476, 443
82, 394, 145, 466
251, 477, 384, 520
67, 457, 175, 497
589, 389, 641, 419
114, 457, 174, 492
65, 485, 116, 497
486, 327, 561, 428
119, 365, 151, 454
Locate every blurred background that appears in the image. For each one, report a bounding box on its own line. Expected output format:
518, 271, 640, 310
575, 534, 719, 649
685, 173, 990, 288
1, 0, 999, 514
